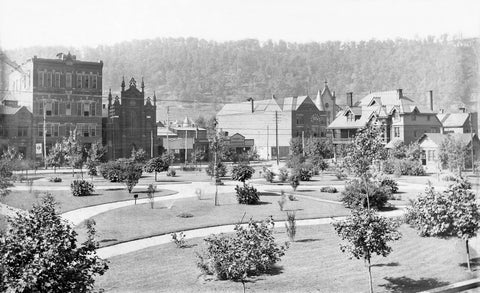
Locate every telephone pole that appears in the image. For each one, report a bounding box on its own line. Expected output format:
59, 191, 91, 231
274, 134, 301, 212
275, 111, 279, 165
184, 130, 188, 163
43, 102, 47, 169
302, 131, 305, 156
469, 111, 475, 173
166, 106, 170, 153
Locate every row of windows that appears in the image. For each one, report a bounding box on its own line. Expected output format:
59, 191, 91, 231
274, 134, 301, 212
34, 101, 99, 117
393, 127, 440, 138
37, 70, 98, 89
0, 126, 29, 137
11, 72, 32, 92
38, 123, 98, 137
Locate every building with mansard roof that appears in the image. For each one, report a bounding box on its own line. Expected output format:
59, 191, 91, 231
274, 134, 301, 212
105, 77, 157, 160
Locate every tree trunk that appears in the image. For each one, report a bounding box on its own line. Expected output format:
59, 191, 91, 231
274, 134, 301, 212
466, 239, 471, 271
214, 152, 218, 206
367, 257, 373, 293
242, 280, 246, 293
155, 171, 157, 181
362, 176, 371, 210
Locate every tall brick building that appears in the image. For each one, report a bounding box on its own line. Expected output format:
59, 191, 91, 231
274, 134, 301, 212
5, 52, 103, 160
106, 77, 157, 159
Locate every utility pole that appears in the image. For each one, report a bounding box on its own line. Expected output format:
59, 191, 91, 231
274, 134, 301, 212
151, 130, 154, 158
275, 111, 279, 165
266, 125, 269, 160
43, 102, 47, 169
184, 130, 188, 164
469, 111, 475, 173
166, 106, 170, 153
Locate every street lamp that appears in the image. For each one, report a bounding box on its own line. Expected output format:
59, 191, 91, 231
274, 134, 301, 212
111, 115, 119, 160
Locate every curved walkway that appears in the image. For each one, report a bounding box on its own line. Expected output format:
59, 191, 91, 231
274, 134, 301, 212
97, 208, 406, 259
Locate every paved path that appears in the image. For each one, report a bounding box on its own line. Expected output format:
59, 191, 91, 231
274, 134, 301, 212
97, 208, 406, 259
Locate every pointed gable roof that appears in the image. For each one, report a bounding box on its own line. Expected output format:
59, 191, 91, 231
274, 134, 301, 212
315, 90, 325, 111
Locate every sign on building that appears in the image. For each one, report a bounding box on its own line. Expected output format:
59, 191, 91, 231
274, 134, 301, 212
35, 143, 43, 155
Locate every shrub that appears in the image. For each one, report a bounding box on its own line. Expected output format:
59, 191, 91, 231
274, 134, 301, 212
262, 167, 275, 183
384, 158, 426, 176
341, 179, 389, 209
278, 191, 287, 211
99, 160, 127, 182
377, 176, 399, 194
196, 217, 288, 283
171, 232, 187, 248
206, 161, 227, 177
294, 163, 313, 181
177, 212, 194, 218
286, 154, 305, 169
334, 163, 347, 180
231, 164, 255, 182
285, 211, 296, 242
182, 165, 197, 171
49, 177, 62, 183
124, 163, 143, 193
278, 168, 289, 182
288, 193, 296, 201
320, 186, 338, 193
71, 179, 94, 196
167, 169, 176, 177
289, 174, 300, 191
235, 184, 259, 204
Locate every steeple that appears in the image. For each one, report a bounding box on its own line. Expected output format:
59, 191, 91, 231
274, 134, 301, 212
141, 77, 145, 93
153, 91, 156, 106
108, 88, 112, 107
315, 89, 325, 111
121, 76, 125, 92
321, 78, 332, 97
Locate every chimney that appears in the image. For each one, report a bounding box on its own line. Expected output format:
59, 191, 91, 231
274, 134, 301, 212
459, 107, 466, 113
429, 90, 433, 111
346, 92, 353, 107
440, 109, 445, 114
247, 97, 254, 113
397, 89, 403, 98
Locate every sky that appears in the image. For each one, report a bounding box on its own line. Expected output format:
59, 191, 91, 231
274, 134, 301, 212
0, 0, 479, 50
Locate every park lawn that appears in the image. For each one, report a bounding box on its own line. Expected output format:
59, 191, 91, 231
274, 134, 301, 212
94, 224, 478, 293
3, 188, 177, 213
76, 192, 350, 247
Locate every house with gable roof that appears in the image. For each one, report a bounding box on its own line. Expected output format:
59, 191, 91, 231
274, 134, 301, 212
217, 83, 335, 160
437, 110, 478, 135
328, 89, 442, 156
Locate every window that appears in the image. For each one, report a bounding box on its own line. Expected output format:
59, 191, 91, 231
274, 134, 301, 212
0, 125, 8, 137
92, 75, 97, 89
38, 102, 44, 115
38, 124, 43, 137
427, 115, 431, 121
83, 125, 89, 137
90, 102, 96, 116
77, 74, 82, 88
45, 102, 52, 116
414, 130, 418, 137
83, 103, 90, 116
46, 72, 52, 87
84, 75, 89, 88
431, 127, 438, 133
38, 71, 44, 87
54, 72, 61, 88
393, 110, 400, 121
52, 124, 59, 137
89, 124, 96, 137
427, 150, 436, 161
394, 127, 400, 138
77, 102, 82, 116
17, 126, 28, 137
412, 114, 416, 121
66, 73, 72, 88
66, 102, 71, 115
65, 123, 73, 136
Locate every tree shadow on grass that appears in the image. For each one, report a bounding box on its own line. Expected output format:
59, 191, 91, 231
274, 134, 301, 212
99, 238, 118, 243
296, 189, 317, 192
105, 187, 125, 191
284, 208, 304, 212
371, 262, 399, 267
296, 238, 320, 243
259, 192, 281, 197
380, 276, 449, 293
459, 257, 480, 271
254, 201, 272, 206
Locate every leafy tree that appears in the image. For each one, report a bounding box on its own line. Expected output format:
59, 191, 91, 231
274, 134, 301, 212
304, 137, 333, 159
62, 131, 84, 177
197, 217, 288, 292
333, 209, 401, 293
86, 141, 107, 177
231, 164, 255, 183
439, 135, 470, 175
210, 131, 226, 206
406, 179, 480, 271
144, 156, 169, 181
46, 142, 66, 173
124, 162, 143, 193
344, 125, 387, 209
0, 194, 108, 292
289, 137, 303, 157
131, 147, 147, 163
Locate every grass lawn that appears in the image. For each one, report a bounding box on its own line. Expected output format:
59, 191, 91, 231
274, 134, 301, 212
95, 224, 478, 293
76, 192, 350, 247
3, 188, 177, 213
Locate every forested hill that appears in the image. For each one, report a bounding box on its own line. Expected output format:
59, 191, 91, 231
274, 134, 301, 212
6, 36, 479, 120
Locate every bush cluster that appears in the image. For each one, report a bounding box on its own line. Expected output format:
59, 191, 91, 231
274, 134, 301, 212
235, 184, 259, 204
231, 164, 255, 182
167, 169, 176, 177
341, 179, 390, 209
278, 168, 289, 182
99, 160, 128, 182
206, 161, 227, 177
48, 177, 62, 183
384, 158, 425, 176
71, 179, 94, 196
196, 218, 288, 281
262, 167, 275, 183
320, 186, 338, 193
377, 176, 399, 194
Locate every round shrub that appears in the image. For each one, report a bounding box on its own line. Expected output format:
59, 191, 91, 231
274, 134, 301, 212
99, 160, 127, 182
231, 164, 255, 182
235, 184, 259, 204
341, 179, 389, 209
289, 174, 300, 191
378, 177, 399, 194
320, 186, 337, 193
49, 177, 62, 183
167, 169, 176, 177
71, 179, 94, 197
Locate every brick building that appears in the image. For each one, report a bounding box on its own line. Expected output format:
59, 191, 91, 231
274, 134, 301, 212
5, 52, 103, 160
106, 77, 157, 160
0, 102, 33, 157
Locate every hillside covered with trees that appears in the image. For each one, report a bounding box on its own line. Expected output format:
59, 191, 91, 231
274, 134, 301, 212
6, 36, 478, 120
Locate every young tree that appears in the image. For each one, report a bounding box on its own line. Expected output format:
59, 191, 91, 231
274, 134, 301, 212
344, 125, 387, 209
131, 147, 147, 163
46, 142, 66, 173
406, 179, 480, 271
210, 131, 225, 206
0, 159, 13, 201
231, 164, 255, 184
86, 141, 107, 177
304, 137, 333, 159
439, 135, 470, 175
333, 209, 401, 293
124, 162, 143, 193
144, 156, 169, 181
289, 137, 303, 157
62, 131, 84, 177
0, 194, 108, 292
